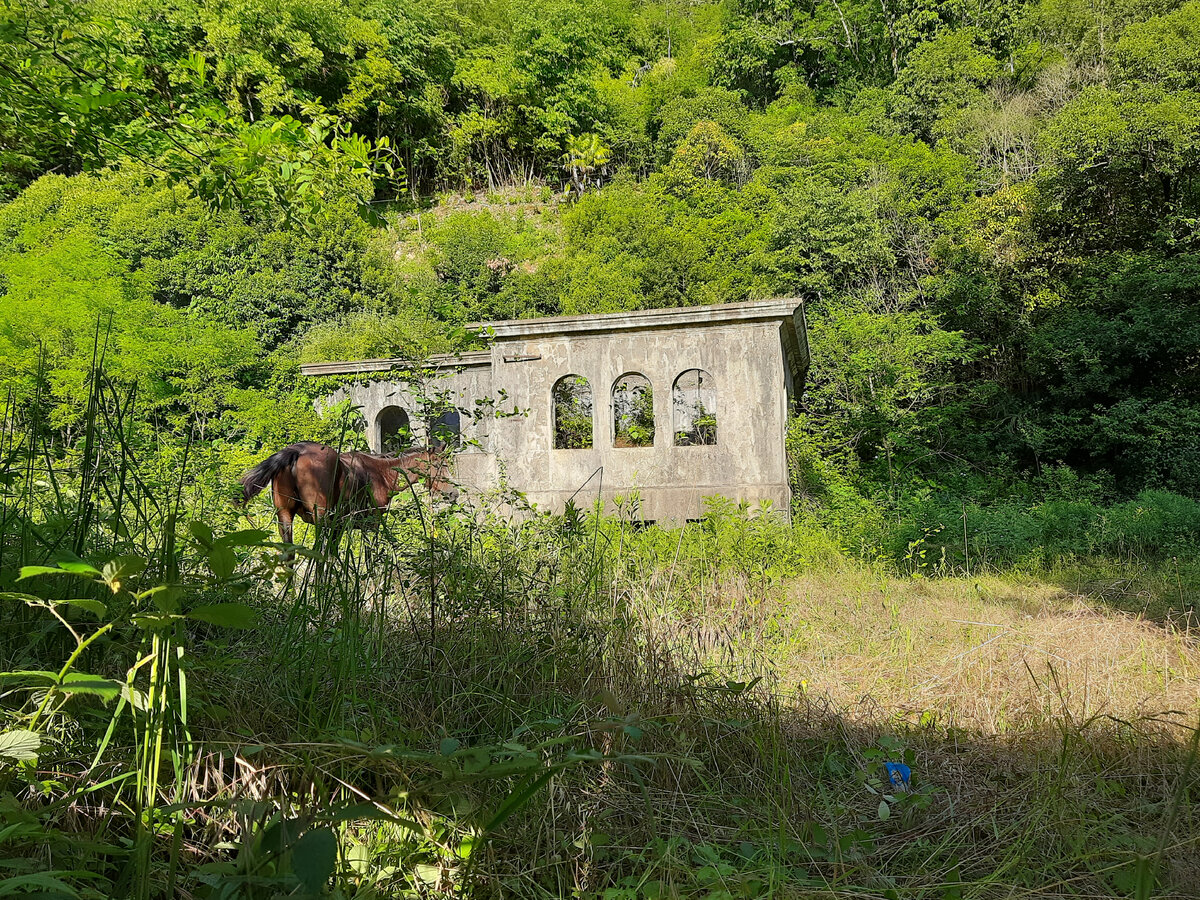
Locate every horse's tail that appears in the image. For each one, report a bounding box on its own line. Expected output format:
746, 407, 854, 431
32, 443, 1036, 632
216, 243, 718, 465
239, 444, 305, 505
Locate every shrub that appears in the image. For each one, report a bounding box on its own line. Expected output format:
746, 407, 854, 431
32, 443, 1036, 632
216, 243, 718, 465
1089, 490, 1200, 558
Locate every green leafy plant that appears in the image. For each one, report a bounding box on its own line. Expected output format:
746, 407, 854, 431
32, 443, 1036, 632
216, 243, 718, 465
553, 376, 594, 449
615, 381, 655, 447
562, 132, 612, 199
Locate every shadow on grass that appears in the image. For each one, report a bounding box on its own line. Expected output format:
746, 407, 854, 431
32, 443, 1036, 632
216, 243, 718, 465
1041, 562, 1200, 633
3, 432, 1196, 899
185, 528, 1200, 900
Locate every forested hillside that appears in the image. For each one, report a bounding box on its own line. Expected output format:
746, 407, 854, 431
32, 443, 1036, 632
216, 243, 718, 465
5, 4, 1200, 898
3, 0, 1199, 526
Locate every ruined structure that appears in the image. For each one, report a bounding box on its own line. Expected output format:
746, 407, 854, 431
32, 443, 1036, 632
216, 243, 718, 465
302, 298, 808, 521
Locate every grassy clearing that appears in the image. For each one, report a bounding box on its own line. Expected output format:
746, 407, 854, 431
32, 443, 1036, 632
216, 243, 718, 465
180, 533, 1200, 899
676, 567, 1200, 733
1, 384, 1198, 898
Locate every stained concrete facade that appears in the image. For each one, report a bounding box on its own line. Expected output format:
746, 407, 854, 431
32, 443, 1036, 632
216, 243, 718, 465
303, 298, 808, 521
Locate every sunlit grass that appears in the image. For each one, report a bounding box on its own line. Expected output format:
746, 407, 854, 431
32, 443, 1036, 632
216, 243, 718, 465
660, 567, 1200, 735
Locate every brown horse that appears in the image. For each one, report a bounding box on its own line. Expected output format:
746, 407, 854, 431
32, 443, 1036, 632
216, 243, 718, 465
239, 441, 456, 545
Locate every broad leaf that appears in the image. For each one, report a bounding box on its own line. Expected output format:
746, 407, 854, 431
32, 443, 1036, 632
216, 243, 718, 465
121, 684, 149, 711
0, 592, 47, 607
0, 670, 60, 683
140, 584, 182, 614
291, 828, 337, 894
412, 863, 441, 886
0, 872, 81, 896
0, 730, 40, 762
216, 529, 271, 548
207, 545, 237, 580
346, 839, 371, 875
56, 560, 103, 577
60, 673, 122, 701
188, 521, 215, 549
101, 555, 146, 592
59, 599, 107, 618
18, 564, 92, 581
188, 603, 258, 629
132, 613, 182, 631
261, 816, 310, 855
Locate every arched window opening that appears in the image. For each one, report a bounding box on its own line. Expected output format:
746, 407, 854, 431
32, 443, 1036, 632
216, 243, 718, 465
552, 375, 593, 449
673, 369, 717, 446
430, 408, 462, 450
376, 406, 411, 455
612, 373, 655, 447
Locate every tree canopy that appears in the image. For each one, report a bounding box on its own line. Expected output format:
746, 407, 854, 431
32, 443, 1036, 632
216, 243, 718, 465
2, 0, 1199, 501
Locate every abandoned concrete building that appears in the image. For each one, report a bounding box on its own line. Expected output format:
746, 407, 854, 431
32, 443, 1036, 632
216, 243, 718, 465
302, 298, 809, 521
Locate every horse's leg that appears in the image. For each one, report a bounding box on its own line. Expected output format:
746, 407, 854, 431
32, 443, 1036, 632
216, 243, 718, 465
274, 512, 298, 585
273, 473, 300, 562
312, 503, 343, 562
331, 520, 348, 560
313, 513, 333, 552
278, 509, 295, 546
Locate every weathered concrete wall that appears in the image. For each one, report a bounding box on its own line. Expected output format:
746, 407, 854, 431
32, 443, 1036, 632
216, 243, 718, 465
322, 362, 491, 449
320, 359, 498, 492
304, 299, 806, 522
485, 319, 792, 520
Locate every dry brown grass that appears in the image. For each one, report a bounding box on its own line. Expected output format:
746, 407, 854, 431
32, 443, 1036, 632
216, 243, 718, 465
641, 567, 1200, 738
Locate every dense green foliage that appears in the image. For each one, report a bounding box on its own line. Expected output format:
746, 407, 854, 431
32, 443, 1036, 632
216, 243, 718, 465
0, 0, 1195, 622
4, 0, 1199, 531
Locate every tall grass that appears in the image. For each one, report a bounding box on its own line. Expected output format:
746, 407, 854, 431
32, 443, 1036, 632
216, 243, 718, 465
1, 365, 1198, 898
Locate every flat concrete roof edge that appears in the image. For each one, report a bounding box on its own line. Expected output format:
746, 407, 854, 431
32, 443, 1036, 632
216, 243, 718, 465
301, 298, 806, 376
469, 297, 804, 339
301, 350, 492, 377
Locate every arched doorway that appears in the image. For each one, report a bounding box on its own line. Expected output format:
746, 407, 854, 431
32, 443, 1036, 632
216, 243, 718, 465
376, 406, 411, 455
612, 373, 655, 447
